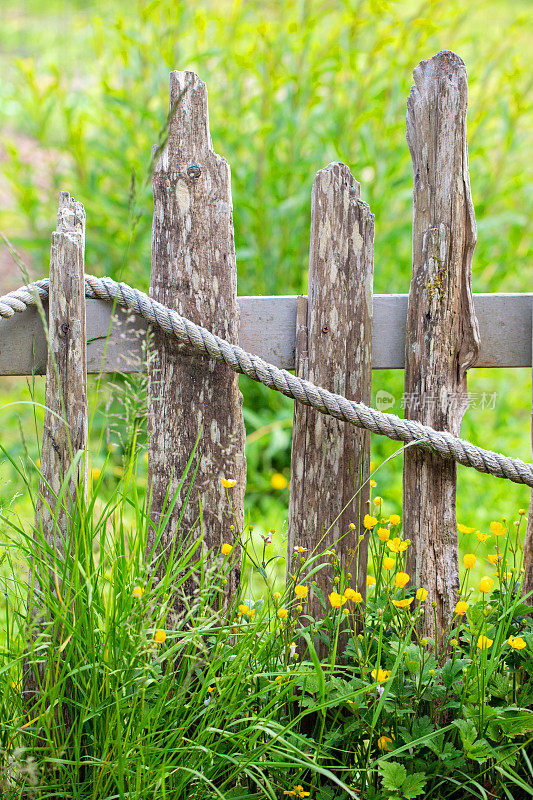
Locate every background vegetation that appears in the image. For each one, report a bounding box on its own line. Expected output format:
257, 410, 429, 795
1, 0, 532, 540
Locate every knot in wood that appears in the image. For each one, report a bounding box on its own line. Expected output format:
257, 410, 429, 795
187, 165, 202, 179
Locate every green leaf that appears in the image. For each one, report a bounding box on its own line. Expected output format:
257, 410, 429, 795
401, 773, 427, 799
379, 761, 407, 791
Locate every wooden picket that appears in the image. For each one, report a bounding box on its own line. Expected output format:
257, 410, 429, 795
288, 163, 374, 635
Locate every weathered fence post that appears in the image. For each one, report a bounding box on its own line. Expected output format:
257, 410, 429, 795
25, 190, 88, 694
147, 72, 246, 611
288, 162, 374, 642
403, 52, 480, 640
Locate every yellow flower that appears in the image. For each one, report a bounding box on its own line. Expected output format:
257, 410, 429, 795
238, 603, 250, 615
370, 479, 377, 488
458, 524, 475, 534
476, 531, 490, 543
377, 527, 390, 542
366, 575, 376, 586
272, 592, 281, 600
377, 735, 393, 751
389, 514, 401, 526
463, 553, 477, 569
508, 635, 527, 650
247, 608, 256, 618
221, 477, 237, 488
271, 472, 288, 490
490, 521, 506, 537
370, 461, 375, 472
294, 546, 307, 554
132, 586, 145, 598
277, 608, 288, 620
383, 556, 395, 570
154, 629, 167, 644
416, 588, 428, 601
91, 467, 101, 481
344, 588, 363, 603
477, 635, 493, 650
478, 577, 494, 594
487, 553, 502, 565
221, 543, 233, 556
294, 584, 308, 599
206, 686, 215, 693
518, 509, 526, 516
371, 668, 391, 682
329, 592, 347, 608
364, 514, 378, 529
393, 597, 414, 609
349, 522, 356, 530
455, 601, 469, 615
373, 496, 383, 506
387, 537, 408, 553
394, 572, 410, 589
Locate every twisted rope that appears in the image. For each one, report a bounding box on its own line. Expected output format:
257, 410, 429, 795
2, 275, 533, 488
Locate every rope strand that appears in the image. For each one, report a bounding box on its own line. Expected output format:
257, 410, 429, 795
2, 275, 532, 487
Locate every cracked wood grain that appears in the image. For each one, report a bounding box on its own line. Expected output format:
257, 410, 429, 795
25, 190, 88, 710
288, 163, 374, 648
403, 51, 480, 640
147, 72, 246, 615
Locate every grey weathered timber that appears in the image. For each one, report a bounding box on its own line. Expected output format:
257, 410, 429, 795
288, 163, 374, 636
147, 71, 246, 610
1, 292, 532, 376
25, 191, 88, 702
524, 300, 533, 602
403, 52, 480, 641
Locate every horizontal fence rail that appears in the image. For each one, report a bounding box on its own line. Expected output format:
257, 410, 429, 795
0, 292, 532, 376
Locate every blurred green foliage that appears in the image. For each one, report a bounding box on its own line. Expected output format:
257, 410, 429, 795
0, 0, 532, 535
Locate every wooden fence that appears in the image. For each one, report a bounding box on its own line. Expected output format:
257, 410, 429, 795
1, 51, 532, 643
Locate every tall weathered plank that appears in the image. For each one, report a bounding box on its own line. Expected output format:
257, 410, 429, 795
37, 191, 88, 547
403, 52, 480, 639
25, 191, 88, 699
147, 72, 246, 610
288, 162, 374, 637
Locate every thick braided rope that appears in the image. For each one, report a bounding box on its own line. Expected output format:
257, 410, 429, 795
2, 276, 533, 488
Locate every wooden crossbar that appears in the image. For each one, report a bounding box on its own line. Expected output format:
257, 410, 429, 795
0, 292, 531, 376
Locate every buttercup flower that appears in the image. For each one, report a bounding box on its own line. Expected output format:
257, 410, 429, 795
238, 604, 250, 615
393, 597, 414, 608
272, 592, 281, 600
490, 521, 506, 536
344, 588, 363, 603
476, 531, 490, 543
458, 524, 475, 534
371, 668, 391, 682
221, 543, 233, 556
477, 635, 493, 650
519, 509, 526, 516
377, 527, 390, 542
294, 546, 307, 555
132, 586, 145, 598
271, 472, 288, 490
154, 629, 166, 644
294, 584, 308, 599
455, 601, 469, 615
366, 575, 376, 586
508, 635, 527, 650
277, 608, 288, 620
463, 553, 477, 569
373, 496, 383, 506
329, 592, 347, 608
389, 514, 401, 526
370, 479, 377, 488
349, 522, 356, 530
364, 514, 378, 529
377, 735, 393, 751
383, 556, 395, 570
478, 577, 494, 593
416, 588, 428, 601
387, 537, 408, 553
220, 477, 237, 488
394, 572, 410, 589
487, 554, 502, 565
